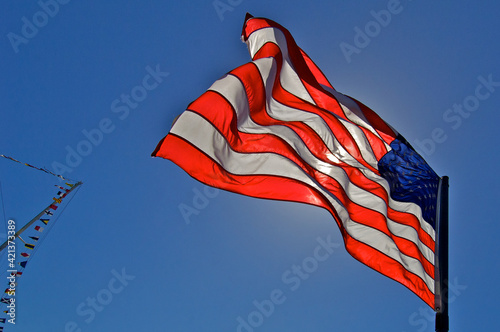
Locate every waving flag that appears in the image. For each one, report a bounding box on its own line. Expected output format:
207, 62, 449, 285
152, 14, 441, 309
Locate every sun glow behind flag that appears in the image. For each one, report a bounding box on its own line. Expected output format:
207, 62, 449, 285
152, 14, 440, 308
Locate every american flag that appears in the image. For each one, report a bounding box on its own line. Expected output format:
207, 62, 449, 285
153, 14, 440, 308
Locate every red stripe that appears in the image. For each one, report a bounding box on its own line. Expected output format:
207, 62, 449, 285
351, 97, 398, 145
345, 235, 434, 307
299, 48, 334, 90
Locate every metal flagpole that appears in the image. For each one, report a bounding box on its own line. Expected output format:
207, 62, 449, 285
435, 176, 449, 332
0, 181, 83, 252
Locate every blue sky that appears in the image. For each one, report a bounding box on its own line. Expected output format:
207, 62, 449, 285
1, 1, 499, 331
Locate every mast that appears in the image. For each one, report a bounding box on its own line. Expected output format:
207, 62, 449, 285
0, 181, 82, 252
435, 176, 449, 332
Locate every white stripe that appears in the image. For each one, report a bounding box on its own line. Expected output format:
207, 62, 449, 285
322, 84, 392, 153
245, 27, 315, 104
171, 111, 435, 292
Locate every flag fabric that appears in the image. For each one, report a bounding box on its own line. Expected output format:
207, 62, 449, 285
40, 218, 49, 225
55, 185, 69, 192
152, 14, 440, 308
4, 287, 15, 294
21, 252, 30, 257
24, 243, 35, 250
35, 226, 44, 232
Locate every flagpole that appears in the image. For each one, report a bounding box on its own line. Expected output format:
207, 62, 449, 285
0, 181, 82, 252
435, 176, 449, 332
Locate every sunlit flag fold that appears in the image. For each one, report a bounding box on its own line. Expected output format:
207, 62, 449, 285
152, 14, 440, 308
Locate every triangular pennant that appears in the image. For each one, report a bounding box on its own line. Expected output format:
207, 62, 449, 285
19, 261, 27, 268
40, 218, 49, 225
29, 236, 39, 241
65, 182, 74, 188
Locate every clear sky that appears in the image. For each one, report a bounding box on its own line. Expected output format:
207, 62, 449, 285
1, 1, 499, 331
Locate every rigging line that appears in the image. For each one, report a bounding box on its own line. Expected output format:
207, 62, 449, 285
0, 181, 6, 232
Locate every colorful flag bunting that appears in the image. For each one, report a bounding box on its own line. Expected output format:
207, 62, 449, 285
40, 218, 49, 225
35, 226, 44, 232
0, 154, 71, 181
152, 15, 440, 308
